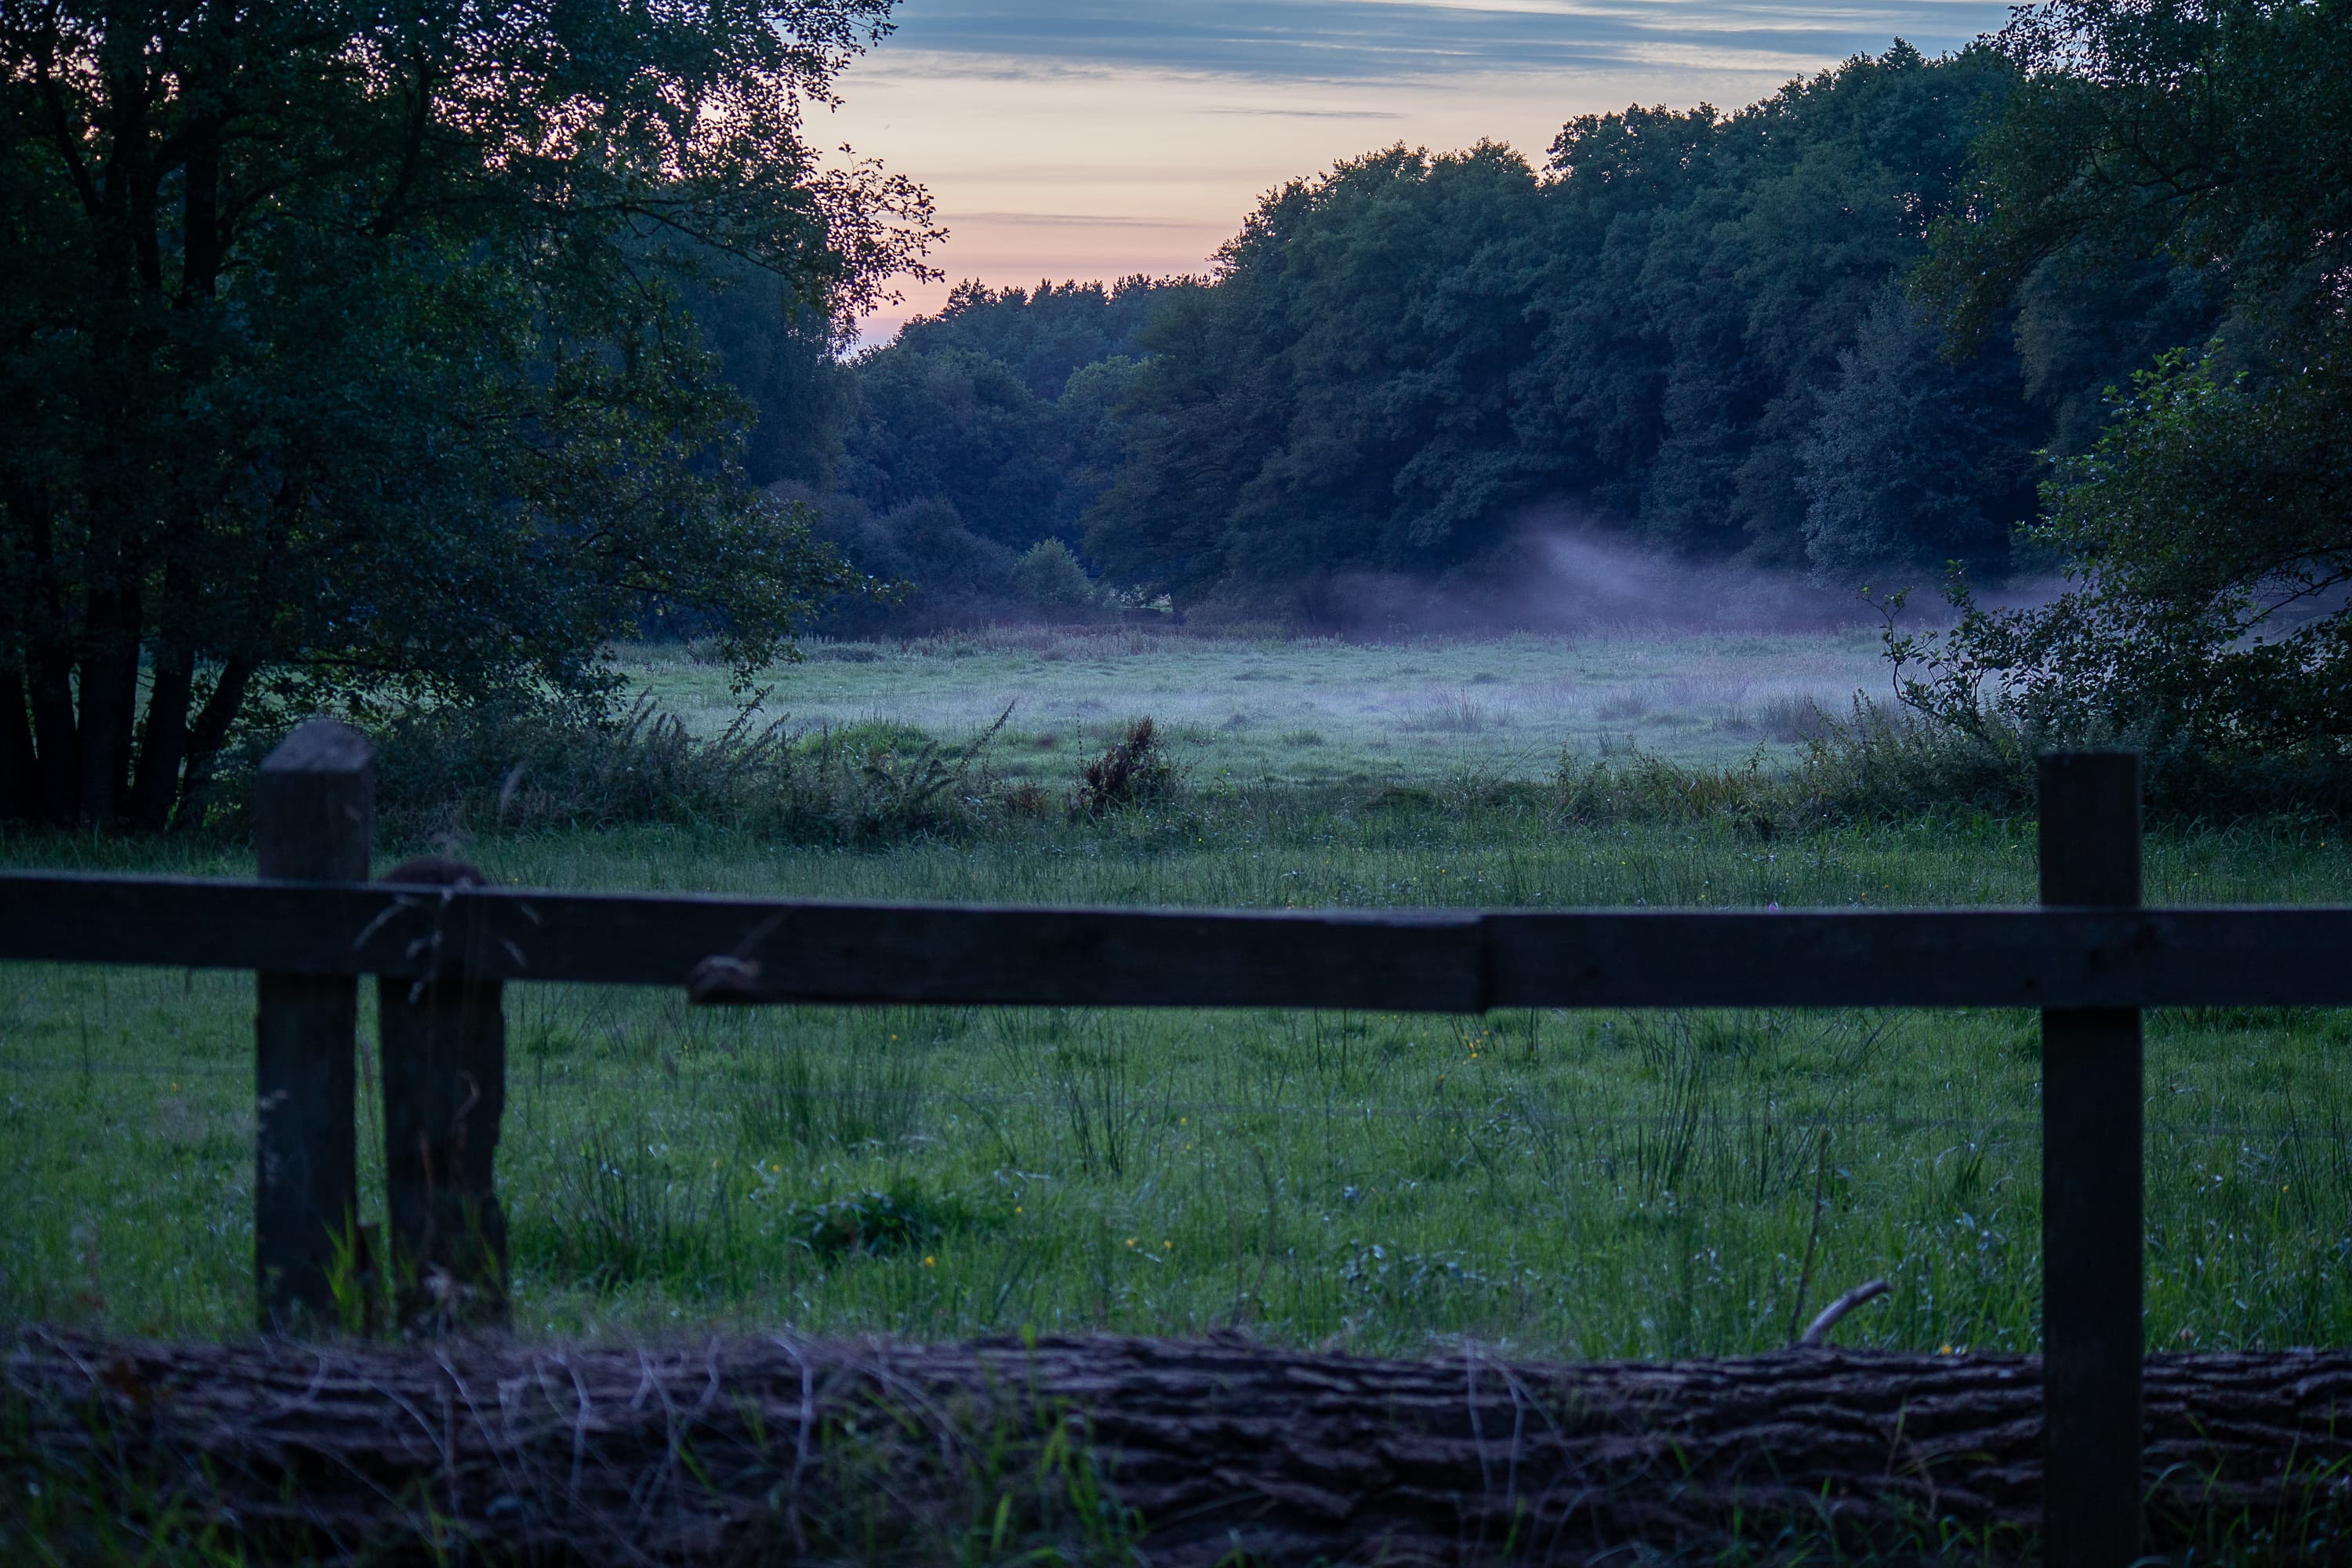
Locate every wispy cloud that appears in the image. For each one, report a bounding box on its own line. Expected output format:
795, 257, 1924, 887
1199, 104, 1410, 118
872, 0, 2011, 82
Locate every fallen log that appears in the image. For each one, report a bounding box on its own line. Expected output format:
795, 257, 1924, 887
9, 1327, 2352, 1563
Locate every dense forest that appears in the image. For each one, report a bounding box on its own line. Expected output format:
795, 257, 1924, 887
715, 42, 2224, 631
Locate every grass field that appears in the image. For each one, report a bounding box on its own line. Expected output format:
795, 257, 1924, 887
630, 626, 1891, 785
5, 733, 2350, 1368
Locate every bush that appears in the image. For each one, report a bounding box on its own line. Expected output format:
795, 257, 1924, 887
1075, 717, 1178, 816
213, 695, 1017, 846
1011, 539, 1101, 614
1795, 699, 2039, 822
1560, 698, 2047, 831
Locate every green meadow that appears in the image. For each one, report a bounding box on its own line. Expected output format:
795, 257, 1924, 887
4, 632, 2349, 1364
630, 626, 1890, 786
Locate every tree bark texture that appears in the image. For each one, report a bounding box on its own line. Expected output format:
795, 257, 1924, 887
0, 670, 37, 824
130, 636, 196, 830
10, 1330, 2352, 1564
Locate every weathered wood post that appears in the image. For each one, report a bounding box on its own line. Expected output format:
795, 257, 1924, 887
253, 718, 375, 1334
2038, 751, 2144, 1565
376, 856, 510, 1334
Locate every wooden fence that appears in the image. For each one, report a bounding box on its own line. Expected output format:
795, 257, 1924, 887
5, 719, 2351, 1566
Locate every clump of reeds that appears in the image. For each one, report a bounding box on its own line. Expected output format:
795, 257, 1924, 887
1075, 717, 1177, 816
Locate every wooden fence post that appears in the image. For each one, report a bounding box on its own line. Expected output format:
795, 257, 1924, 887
2038, 751, 2144, 1565
253, 718, 375, 1334
376, 857, 510, 1334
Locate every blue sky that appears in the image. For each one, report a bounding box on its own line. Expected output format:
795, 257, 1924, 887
829, 0, 2015, 334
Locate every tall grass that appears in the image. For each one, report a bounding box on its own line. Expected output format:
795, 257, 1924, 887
1561, 695, 2352, 829
4, 808, 2349, 1361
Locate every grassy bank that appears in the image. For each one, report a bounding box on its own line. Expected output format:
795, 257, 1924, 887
4, 795, 2348, 1363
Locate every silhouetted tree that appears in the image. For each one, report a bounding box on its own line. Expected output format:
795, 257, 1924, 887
0, 0, 936, 827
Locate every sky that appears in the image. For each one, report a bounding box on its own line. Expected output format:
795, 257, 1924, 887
824, 1, 2016, 342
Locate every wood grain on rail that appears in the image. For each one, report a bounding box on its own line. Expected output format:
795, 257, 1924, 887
5, 870, 2349, 1011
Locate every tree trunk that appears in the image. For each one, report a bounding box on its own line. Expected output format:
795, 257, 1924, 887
74, 579, 144, 826
170, 653, 254, 829
129, 134, 224, 833
129, 638, 195, 830
0, 670, 37, 823
24, 646, 78, 826
20, 513, 80, 826
10, 1330, 2352, 1564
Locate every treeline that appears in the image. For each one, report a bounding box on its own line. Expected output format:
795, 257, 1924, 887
703, 276, 1177, 630
719, 42, 2221, 630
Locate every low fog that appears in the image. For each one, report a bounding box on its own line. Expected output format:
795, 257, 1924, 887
1297, 517, 1911, 637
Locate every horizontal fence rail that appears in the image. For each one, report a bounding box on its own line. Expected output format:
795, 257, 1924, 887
5, 871, 2352, 1010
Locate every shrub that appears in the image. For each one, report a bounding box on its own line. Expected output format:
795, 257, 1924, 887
1011, 539, 1102, 614
1075, 717, 1177, 815
1795, 697, 2038, 822
212, 695, 1014, 846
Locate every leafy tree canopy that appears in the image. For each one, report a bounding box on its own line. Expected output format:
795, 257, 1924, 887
0, 0, 937, 827
892, 277, 1166, 400
1076, 45, 2159, 615
1907, 0, 2352, 763
795, 278, 1177, 627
